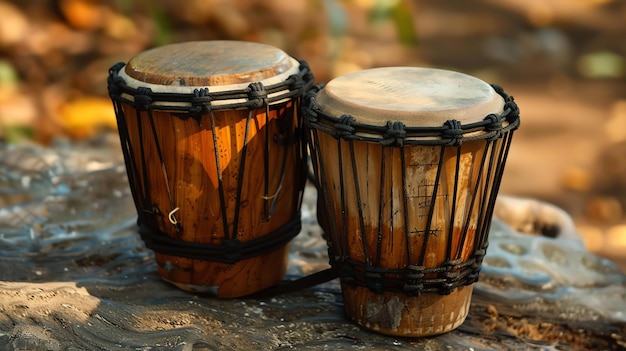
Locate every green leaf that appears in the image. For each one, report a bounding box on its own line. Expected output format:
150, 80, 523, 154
390, 1, 418, 47
150, 5, 173, 46
2, 125, 34, 144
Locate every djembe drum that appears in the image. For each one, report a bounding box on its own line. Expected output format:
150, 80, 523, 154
107, 41, 314, 298
304, 67, 519, 336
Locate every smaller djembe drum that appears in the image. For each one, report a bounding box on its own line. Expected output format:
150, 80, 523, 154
107, 41, 314, 298
304, 67, 519, 336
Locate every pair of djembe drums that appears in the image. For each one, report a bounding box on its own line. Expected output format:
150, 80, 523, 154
108, 41, 519, 337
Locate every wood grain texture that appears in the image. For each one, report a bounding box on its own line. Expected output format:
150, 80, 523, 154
341, 284, 473, 337
309, 67, 505, 336
315, 133, 487, 266
316, 67, 504, 127
121, 101, 303, 298
124, 41, 295, 86
312, 131, 493, 335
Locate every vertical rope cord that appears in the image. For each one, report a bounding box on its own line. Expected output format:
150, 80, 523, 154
295, 98, 307, 210
268, 142, 289, 217
135, 108, 154, 219
445, 146, 462, 261
147, 109, 180, 231
456, 140, 491, 259
475, 139, 499, 248
349, 139, 369, 266
232, 109, 254, 241
419, 145, 445, 264
264, 104, 271, 221
376, 145, 386, 268
267, 105, 293, 217
337, 138, 349, 262
400, 147, 412, 266
311, 129, 341, 255
113, 101, 144, 219
210, 110, 231, 240
480, 131, 515, 245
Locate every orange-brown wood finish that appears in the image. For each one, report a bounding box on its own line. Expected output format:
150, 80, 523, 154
116, 41, 306, 298
309, 67, 506, 336
121, 102, 302, 297
124, 41, 296, 87
313, 133, 491, 336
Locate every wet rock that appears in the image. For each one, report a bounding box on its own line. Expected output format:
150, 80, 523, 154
8, 325, 62, 351
494, 195, 583, 242
1, 137, 625, 350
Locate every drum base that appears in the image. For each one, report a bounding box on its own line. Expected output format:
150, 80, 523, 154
341, 283, 473, 337
154, 244, 290, 298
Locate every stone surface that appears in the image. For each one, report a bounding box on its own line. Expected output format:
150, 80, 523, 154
0, 141, 624, 350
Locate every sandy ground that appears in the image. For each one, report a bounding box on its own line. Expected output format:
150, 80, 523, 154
1, 139, 625, 350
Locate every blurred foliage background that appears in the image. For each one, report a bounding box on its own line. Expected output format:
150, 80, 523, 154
1, 0, 625, 268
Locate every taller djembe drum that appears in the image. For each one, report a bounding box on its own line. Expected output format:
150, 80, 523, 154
304, 67, 519, 336
108, 41, 314, 297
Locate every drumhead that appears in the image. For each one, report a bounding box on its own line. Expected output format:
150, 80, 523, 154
315, 67, 504, 127
118, 40, 301, 94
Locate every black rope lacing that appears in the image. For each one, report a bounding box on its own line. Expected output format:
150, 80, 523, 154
137, 218, 302, 264
109, 60, 520, 297
303, 83, 520, 146
109, 60, 315, 114
302, 82, 520, 297
107, 59, 314, 267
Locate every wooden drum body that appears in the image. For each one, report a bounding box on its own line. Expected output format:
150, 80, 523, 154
304, 67, 519, 336
107, 41, 314, 297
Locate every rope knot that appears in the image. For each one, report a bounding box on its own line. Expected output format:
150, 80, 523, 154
134, 87, 153, 110
222, 239, 242, 262
365, 270, 384, 294
382, 121, 406, 146
438, 260, 463, 295
443, 119, 463, 145
247, 82, 267, 109
333, 114, 356, 138
504, 96, 521, 128
299, 61, 313, 80
303, 84, 323, 113
108, 62, 125, 76
468, 248, 487, 283
107, 75, 125, 97
484, 113, 503, 140
189, 88, 211, 115
403, 265, 425, 296
287, 74, 304, 92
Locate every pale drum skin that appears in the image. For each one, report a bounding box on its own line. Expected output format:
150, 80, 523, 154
311, 67, 505, 336
116, 41, 306, 297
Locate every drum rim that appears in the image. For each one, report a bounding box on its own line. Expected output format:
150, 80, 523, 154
315, 67, 503, 126
119, 58, 301, 94
303, 83, 520, 146
123, 40, 297, 87
107, 58, 315, 113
